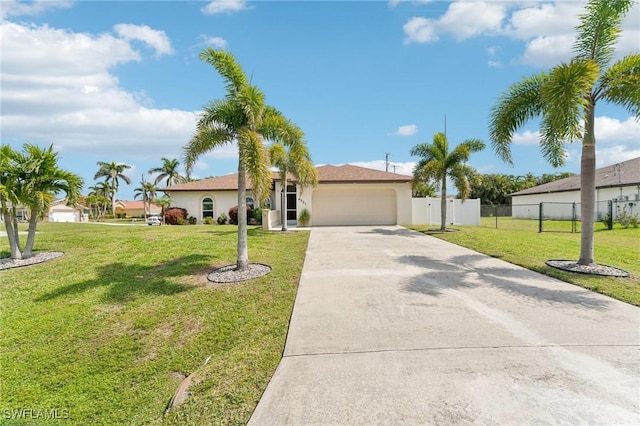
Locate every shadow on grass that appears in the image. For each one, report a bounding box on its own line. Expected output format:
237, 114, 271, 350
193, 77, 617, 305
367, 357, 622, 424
35, 254, 209, 304
400, 252, 611, 309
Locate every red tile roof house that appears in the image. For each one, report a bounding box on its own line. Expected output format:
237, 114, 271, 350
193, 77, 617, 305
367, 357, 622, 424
160, 164, 415, 227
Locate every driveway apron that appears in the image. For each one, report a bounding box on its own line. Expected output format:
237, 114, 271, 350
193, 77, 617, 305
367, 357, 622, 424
249, 226, 640, 425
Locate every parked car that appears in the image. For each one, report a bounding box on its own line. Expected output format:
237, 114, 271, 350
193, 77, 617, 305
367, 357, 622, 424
146, 215, 162, 226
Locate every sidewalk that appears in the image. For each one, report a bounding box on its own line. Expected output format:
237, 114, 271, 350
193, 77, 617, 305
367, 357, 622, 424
249, 226, 640, 425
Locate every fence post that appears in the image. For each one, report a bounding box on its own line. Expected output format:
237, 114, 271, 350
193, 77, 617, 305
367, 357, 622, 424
572, 202, 576, 233
538, 202, 543, 233
607, 200, 613, 230
494, 205, 498, 229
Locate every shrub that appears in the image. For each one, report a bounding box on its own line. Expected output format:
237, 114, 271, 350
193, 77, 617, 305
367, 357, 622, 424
298, 208, 310, 227
617, 207, 632, 229
630, 215, 639, 228
203, 216, 214, 225
253, 208, 263, 225
176, 217, 186, 225
164, 207, 188, 225
188, 216, 197, 225
217, 212, 228, 225
228, 205, 252, 225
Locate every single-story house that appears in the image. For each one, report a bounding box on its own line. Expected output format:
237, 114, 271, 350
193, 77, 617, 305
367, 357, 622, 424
161, 164, 414, 226
47, 199, 89, 222
114, 200, 162, 218
511, 156, 640, 220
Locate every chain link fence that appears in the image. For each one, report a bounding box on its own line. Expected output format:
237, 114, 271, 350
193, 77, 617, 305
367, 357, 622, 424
480, 199, 639, 232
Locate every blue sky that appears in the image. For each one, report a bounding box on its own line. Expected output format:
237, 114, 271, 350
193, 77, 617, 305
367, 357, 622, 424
2, 0, 639, 200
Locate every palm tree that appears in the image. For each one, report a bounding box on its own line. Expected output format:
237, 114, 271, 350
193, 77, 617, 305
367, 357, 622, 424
88, 181, 113, 219
269, 143, 317, 231
183, 48, 310, 271
489, 0, 638, 266
94, 161, 131, 215
1, 144, 83, 259
410, 132, 485, 231
0, 145, 22, 259
148, 158, 186, 187
134, 179, 158, 219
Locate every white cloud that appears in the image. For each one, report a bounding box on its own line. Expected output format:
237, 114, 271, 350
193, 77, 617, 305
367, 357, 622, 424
113, 24, 174, 56
437, 1, 505, 41
596, 146, 640, 168
595, 116, 640, 143
404, 1, 505, 44
201, 0, 249, 15
403, 17, 438, 43
394, 124, 418, 136
1, 21, 201, 159
402, 1, 639, 68
519, 34, 574, 68
512, 130, 540, 145
0, 0, 73, 20
198, 35, 228, 49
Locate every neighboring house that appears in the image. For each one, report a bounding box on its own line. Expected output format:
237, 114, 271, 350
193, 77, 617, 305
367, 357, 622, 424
511, 157, 640, 220
114, 200, 162, 218
1, 200, 88, 223
48, 199, 89, 222
161, 164, 414, 226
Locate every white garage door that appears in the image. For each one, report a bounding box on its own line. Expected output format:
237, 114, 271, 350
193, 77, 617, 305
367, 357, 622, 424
51, 212, 77, 222
312, 188, 397, 226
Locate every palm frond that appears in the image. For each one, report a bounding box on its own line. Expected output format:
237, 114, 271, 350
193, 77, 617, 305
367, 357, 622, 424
489, 73, 546, 164
542, 59, 599, 142
236, 84, 265, 129
183, 127, 234, 175
598, 54, 640, 118
238, 129, 271, 205
573, 0, 634, 68
199, 48, 248, 96
539, 115, 569, 168
449, 164, 472, 200
198, 99, 243, 132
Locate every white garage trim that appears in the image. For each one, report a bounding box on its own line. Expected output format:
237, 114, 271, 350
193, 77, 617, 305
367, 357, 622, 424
312, 187, 397, 226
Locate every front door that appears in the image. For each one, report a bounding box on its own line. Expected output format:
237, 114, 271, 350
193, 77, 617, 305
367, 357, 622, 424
286, 184, 297, 225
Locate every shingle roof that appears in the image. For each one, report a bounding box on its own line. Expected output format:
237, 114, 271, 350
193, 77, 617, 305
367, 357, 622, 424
160, 164, 412, 192
512, 157, 640, 196
117, 200, 161, 210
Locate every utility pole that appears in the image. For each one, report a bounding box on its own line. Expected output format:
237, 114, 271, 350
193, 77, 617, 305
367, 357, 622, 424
392, 165, 397, 173
385, 152, 390, 172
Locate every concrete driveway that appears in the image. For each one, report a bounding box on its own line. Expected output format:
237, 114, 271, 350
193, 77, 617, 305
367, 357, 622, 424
249, 226, 639, 425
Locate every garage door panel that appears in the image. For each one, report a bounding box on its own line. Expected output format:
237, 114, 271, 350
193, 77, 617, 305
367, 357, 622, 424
312, 188, 396, 226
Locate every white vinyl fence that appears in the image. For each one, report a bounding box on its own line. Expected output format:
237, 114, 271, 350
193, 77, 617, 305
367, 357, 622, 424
412, 197, 480, 226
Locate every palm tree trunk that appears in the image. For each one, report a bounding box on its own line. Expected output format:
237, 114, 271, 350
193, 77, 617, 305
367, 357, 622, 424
22, 205, 39, 258
440, 176, 447, 231
578, 102, 596, 265
2, 201, 22, 260
281, 178, 287, 231
236, 160, 249, 271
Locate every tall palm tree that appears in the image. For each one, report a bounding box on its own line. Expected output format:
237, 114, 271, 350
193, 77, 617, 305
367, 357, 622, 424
183, 48, 310, 271
269, 142, 317, 231
94, 161, 131, 215
134, 179, 158, 219
148, 158, 186, 187
0, 145, 22, 259
2, 144, 83, 259
410, 132, 485, 231
489, 0, 638, 265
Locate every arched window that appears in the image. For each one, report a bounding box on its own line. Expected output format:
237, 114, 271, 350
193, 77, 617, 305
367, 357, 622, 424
202, 197, 214, 219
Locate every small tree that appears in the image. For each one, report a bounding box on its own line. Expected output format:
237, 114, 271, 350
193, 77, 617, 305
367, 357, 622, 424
410, 132, 485, 231
94, 161, 131, 215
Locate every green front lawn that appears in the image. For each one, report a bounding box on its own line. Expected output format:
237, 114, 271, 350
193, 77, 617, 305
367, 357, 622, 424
1, 223, 309, 425
408, 218, 640, 306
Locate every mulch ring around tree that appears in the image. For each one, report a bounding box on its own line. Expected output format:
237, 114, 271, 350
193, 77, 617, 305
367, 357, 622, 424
207, 263, 272, 283
420, 228, 460, 235
546, 260, 630, 278
0, 252, 64, 270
